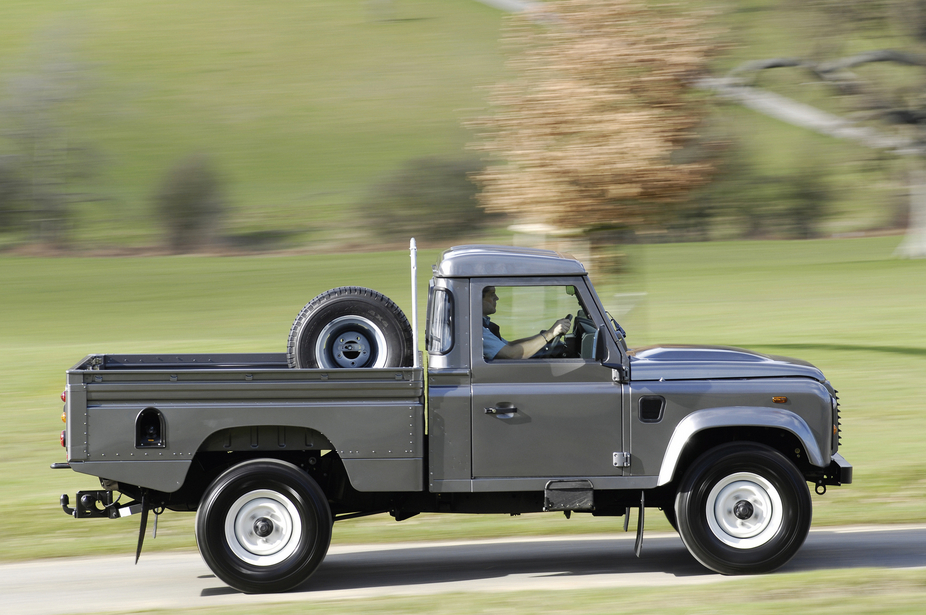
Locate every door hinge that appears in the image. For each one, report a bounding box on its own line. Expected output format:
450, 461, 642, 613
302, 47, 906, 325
613, 452, 631, 468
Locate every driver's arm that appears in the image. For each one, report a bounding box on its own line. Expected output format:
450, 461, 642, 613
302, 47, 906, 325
494, 317, 572, 360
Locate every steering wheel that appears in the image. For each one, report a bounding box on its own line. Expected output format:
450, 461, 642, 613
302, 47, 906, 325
532, 314, 572, 359
563, 311, 583, 348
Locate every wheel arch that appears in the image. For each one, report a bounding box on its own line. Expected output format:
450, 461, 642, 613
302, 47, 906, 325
183, 422, 424, 506
656, 407, 826, 487
177, 425, 342, 502
196, 424, 335, 455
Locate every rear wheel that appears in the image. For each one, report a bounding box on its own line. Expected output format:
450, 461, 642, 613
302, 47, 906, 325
287, 286, 413, 369
195, 459, 332, 593
674, 443, 811, 575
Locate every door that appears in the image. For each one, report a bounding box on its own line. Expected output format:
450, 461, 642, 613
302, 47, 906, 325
471, 280, 623, 479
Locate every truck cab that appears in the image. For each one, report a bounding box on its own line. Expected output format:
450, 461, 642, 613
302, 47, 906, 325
426, 245, 632, 492
426, 244, 847, 496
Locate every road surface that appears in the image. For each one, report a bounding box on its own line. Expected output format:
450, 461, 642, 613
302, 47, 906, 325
5, 525, 926, 615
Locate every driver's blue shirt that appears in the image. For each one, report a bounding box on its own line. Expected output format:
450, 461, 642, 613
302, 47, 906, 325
482, 316, 507, 360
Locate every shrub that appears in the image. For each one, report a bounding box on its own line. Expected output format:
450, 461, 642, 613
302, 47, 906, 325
360, 155, 500, 243
154, 154, 225, 253
0, 156, 25, 233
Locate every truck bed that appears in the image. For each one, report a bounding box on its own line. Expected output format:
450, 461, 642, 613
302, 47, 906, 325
64, 353, 425, 493
75, 353, 292, 370
68, 353, 423, 400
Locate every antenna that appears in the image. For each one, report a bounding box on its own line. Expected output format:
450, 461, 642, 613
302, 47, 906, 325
409, 238, 419, 368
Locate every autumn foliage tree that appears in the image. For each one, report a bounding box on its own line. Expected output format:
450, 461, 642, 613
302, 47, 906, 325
471, 0, 718, 234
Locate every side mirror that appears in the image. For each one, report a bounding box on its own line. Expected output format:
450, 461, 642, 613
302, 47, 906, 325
595, 326, 608, 363
597, 325, 627, 380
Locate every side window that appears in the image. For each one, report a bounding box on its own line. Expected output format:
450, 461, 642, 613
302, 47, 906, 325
426, 288, 454, 355
482, 285, 593, 361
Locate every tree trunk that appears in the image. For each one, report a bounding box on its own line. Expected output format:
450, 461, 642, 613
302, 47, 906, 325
895, 164, 926, 258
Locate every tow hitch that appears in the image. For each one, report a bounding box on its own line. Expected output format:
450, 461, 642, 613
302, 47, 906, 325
60, 491, 156, 563
60, 491, 143, 519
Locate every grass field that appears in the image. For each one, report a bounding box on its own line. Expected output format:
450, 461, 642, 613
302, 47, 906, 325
1, 235, 924, 567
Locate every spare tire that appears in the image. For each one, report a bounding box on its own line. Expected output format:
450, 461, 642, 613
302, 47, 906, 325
287, 286, 414, 369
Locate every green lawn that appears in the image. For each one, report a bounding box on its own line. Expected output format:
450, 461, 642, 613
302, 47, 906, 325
1, 235, 924, 564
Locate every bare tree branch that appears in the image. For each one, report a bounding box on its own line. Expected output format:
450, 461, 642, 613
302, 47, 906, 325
711, 49, 926, 257
816, 49, 926, 73
698, 77, 922, 154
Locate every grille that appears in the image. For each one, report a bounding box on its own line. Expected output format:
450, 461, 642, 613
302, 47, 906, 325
833, 391, 842, 453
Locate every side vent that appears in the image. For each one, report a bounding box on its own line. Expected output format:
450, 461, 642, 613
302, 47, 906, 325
136, 407, 166, 448
639, 396, 665, 423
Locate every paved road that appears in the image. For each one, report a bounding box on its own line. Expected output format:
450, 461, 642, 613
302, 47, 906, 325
5, 525, 926, 615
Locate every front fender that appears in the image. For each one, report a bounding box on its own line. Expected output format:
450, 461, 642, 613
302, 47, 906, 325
656, 406, 826, 486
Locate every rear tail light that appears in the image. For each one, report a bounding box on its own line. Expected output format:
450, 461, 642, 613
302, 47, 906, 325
60, 389, 68, 450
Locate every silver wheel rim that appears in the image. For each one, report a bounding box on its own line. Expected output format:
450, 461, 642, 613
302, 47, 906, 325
706, 472, 783, 549
315, 315, 388, 368
224, 489, 302, 566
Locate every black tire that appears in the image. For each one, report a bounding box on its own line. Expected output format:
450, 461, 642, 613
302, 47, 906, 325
287, 286, 414, 369
195, 459, 332, 593
674, 443, 812, 575
662, 506, 678, 533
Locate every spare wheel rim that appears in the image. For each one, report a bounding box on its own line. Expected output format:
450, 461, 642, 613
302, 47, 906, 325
315, 315, 388, 368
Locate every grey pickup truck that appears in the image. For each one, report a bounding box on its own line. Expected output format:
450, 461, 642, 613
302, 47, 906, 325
53, 244, 851, 593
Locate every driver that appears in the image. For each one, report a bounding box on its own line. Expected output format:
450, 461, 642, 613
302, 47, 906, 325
482, 286, 573, 360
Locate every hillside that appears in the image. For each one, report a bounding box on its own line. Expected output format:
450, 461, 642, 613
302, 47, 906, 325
0, 0, 507, 249
0, 0, 917, 249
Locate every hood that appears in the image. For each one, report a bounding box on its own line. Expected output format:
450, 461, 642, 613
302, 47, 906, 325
628, 345, 825, 382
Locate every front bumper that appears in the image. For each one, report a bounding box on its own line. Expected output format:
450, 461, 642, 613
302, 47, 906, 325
819, 453, 853, 486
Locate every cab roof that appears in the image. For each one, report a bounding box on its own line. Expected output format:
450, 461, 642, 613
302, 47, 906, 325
434, 245, 587, 278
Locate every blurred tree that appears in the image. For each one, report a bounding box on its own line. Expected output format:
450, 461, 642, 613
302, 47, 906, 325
360, 155, 500, 243
470, 0, 719, 238
154, 154, 226, 253
681, 134, 835, 241
0, 27, 100, 248
787, 165, 833, 239
701, 0, 926, 256
0, 156, 25, 233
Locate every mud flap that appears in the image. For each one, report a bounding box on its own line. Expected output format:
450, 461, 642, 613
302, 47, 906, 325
135, 495, 148, 564
622, 492, 646, 557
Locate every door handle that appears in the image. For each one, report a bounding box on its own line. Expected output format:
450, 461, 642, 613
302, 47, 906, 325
485, 402, 518, 415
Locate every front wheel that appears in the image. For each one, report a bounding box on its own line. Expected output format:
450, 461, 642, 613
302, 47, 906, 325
195, 459, 332, 593
674, 443, 811, 575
